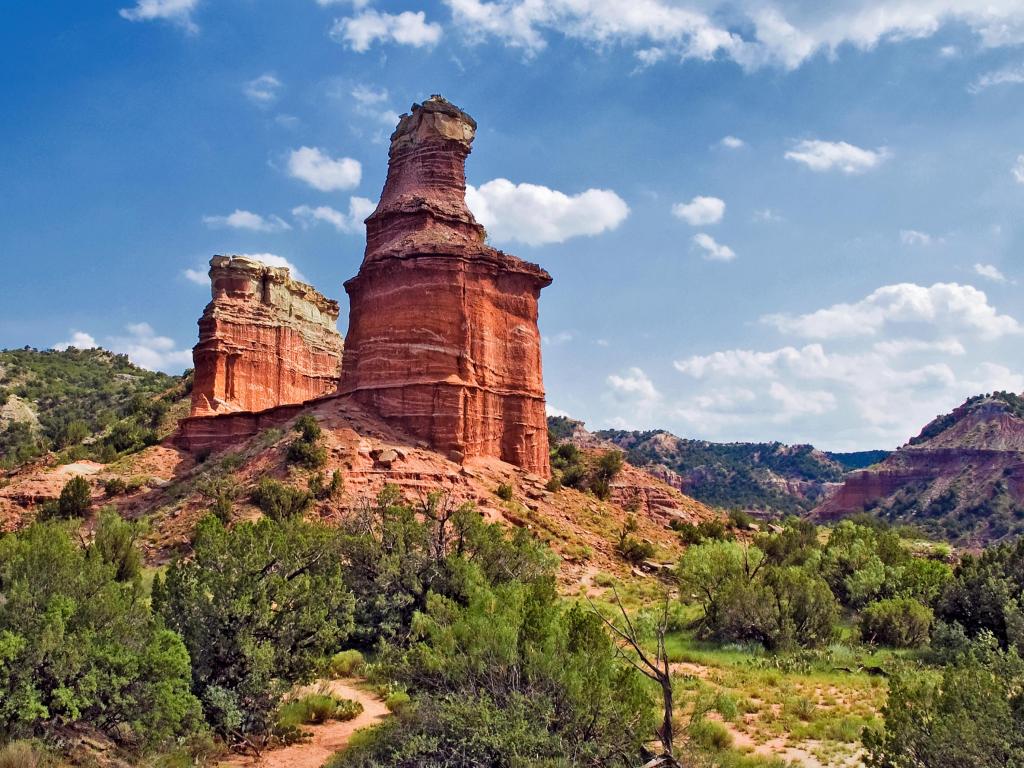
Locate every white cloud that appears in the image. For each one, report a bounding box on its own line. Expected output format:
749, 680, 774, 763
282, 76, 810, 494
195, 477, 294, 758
54, 331, 98, 351
762, 282, 1021, 340
607, 367, 661, 412
692, 233, 736, 262
316, 0, 370, 7
351, 85, 402, 126
542, 331, 574, 346
785, 139, 889, 174
56, 324, 191, 373
546, 404, 571, 418
974, 263, 1008, 284
444, 1, 1024, 71
939, 45, 959, 58
243, 74, 282, 106
287, 147, 362, 192
970, 63, 1024, 93
119, 0, 198, 33
331, 9, 442, 52
182, 254, 308, 286
465, 178, 629, 245
202, 209, 291, 233
292, 197, 376, 234
1013, 155, 1024, 183
672, 195, 725, 225
900, 229, 933, 246
720, 135, 746, 149
753, 208, 783, 223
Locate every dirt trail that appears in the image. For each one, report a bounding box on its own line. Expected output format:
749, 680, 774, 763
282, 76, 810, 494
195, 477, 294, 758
219, 681, 388, 768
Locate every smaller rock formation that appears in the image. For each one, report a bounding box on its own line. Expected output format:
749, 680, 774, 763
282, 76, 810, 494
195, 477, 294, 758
339, 95, 552, 476
189, 256, 343, 417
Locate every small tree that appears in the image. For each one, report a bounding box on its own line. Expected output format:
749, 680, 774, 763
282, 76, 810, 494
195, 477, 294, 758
287, 415, 327, 469
591, 588, 679, 764
252, 478, 311, 521
56, 475, 92, 518
153, 516, 354, 749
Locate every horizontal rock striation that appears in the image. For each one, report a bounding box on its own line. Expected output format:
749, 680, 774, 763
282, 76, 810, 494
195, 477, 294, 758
339, 96, 552, 475
189, 256, 343, 417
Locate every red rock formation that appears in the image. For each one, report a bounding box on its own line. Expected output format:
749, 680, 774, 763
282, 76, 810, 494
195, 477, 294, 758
339, 95, 552, 476
189, 256, 343, 417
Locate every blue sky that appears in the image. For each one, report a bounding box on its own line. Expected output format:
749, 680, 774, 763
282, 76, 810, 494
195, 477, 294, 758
2, 0, 1023, 451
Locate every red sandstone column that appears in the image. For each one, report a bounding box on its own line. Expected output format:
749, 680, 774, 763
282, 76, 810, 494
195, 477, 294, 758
339, 96, 552, 476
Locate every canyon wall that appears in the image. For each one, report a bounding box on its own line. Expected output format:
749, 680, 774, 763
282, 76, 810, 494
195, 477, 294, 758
339, 96, 552, 476
189, 255, 343, 417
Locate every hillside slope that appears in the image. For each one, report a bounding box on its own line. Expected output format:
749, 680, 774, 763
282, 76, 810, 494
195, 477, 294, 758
815, 391, 1024, 544
593, 426, 849, 514
1, 370, 720, 583
0, 347, 189, 469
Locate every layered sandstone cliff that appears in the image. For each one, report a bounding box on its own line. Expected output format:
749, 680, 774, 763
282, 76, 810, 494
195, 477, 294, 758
815, 393, 1024, 543
339, 95, 552, 475
189, 256, 343, 417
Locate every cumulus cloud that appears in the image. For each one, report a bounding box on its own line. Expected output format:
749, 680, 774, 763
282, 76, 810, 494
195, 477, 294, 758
351, 84, 401, 126
672, 195, 725, 225
56, 324, 191, 373
785, 139, 889, 174
970, 63, 1024, 92
974, 263, 1008, 284
331, 9, 442, 52
542, 331, 574, 346
292, 197, 376, 234
54, 331, 98, 351
762, 282, 1021, 340
719, 135, 745, 149
443, 0, 1024, 71
900, 229, 934, 246
183, 267, 209, 286
692, 233, 736, 262
202, 209, 291, 233
287, 147, 362, 192
465, 178, 629, 245
243, 74, 282, 106
119, 0, 199, 32
606, 367, 661, 416
546, 404, 571, 418
183, 254, 307, 286
1013, 155, 1024, 184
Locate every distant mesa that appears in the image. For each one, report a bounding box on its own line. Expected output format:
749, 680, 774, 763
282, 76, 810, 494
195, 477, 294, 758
177, 96, 553, 476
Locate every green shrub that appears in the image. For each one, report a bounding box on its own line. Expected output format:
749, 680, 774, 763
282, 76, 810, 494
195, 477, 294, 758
860, 598, 933, 647
0, 522, 202, 747
252, 478, 311, 520
278, 692, 363, 730
153, 516, 354, 742
92, 508, 143, 582
309, 470, 343, 501
0, 741, 58, 768
56, 475, 91, 518
495, 482, 514, 501
329, 649, 366, 678
103, 477, 127, 496
689, 718, 733, 751
728, 508, 754, 530
385, 690, 411, 713
287, 415, 327, 469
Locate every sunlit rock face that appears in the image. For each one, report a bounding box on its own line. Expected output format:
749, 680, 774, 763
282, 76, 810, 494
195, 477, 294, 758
339, 96, 552, 476
189, 255, 343, 417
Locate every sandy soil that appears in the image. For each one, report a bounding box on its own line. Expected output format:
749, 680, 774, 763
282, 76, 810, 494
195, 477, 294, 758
219, 681, 388, 768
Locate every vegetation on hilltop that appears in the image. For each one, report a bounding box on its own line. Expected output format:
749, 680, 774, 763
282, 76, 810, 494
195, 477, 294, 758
0, 347, 189, 468
597, 427, 845, 513
909, 391, 1024, 446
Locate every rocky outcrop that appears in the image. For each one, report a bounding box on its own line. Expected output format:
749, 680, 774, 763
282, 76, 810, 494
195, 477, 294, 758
189, 256, 343, 417
339, 96, 552, 476
814, 393, 1024, 543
